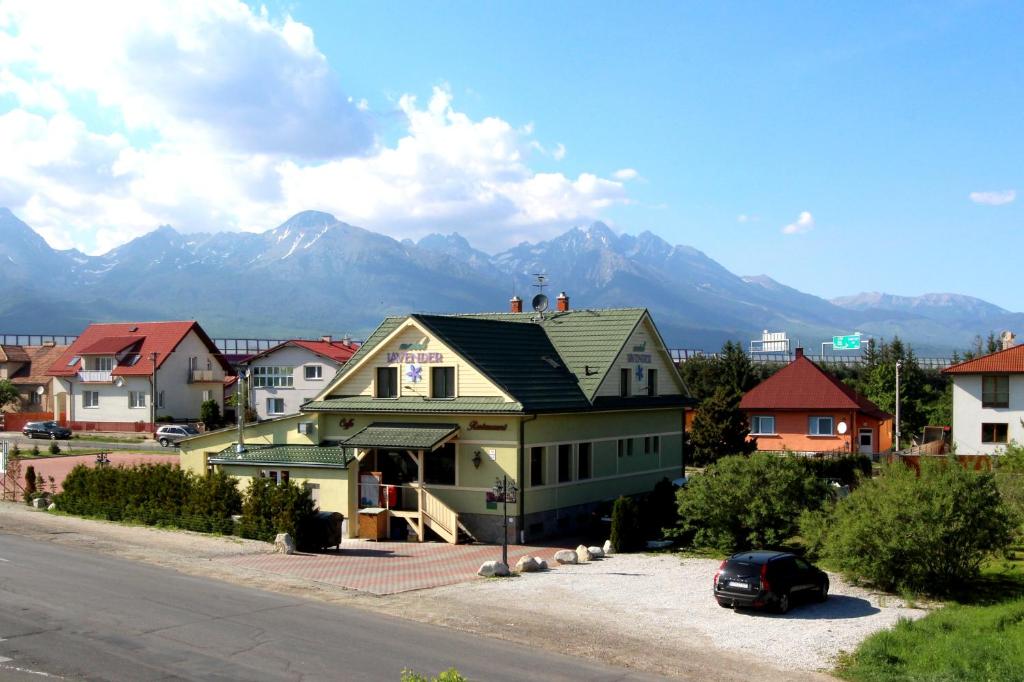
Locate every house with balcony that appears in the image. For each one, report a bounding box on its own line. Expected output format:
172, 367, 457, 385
180, 300, 694, 544
740, 348, 893, 455
944, 342, 1024, 455
243, 336, 359, 420
48, 321, 232, 432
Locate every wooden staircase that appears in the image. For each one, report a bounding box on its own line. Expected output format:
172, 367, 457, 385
420, 488, 460, 544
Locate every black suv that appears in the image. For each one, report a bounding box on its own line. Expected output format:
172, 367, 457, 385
713, 551, 828, 613
22, 420, 73, 440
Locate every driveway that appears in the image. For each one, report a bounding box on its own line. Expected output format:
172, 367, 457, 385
218, 539, 569, 595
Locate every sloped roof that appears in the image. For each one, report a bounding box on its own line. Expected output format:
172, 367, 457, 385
0, 345, 30, 363
77, 336, 143, 355
9, 344, 68, 385
209, 444, 354, 468
304, 396, 523, 414
49, 321, 231, 377
342, 422, 459, 450
740, 352, 890, 419
943, 345, 1024, 374
244, 339, 358, 365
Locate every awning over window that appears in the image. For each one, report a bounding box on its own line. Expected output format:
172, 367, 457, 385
342, 422, 460, 451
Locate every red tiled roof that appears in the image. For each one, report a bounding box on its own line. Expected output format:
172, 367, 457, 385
244, 339, 358, 365
48, 321, 231, 377
740, 352, 891, 419
0, 345, 30, 363
943, 345, 1024, 374
77, 336, 143, 355
10, 344, 69, 385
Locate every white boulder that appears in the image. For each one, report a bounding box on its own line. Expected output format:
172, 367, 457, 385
47, 503, 56, 511
554, 549, 578, 564
515, 555, 541, 573
602, 539, 614, 555
274, 532, 296, 555
588, 546, 605, 559
576, 544, 592, 562
533, 557, 549, 570
31, 497, 48, 509
478, 560, 510, 577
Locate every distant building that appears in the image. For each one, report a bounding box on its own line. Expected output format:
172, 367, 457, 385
740, 348, 893, 455
48, 321, 232, 432
242, 337, 359, 420
944, 341, 1024, 454
0, 342, 67, 414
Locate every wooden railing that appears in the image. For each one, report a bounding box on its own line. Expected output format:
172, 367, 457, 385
420, 488, 458, 544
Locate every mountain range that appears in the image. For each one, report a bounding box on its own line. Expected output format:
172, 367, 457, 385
1, 207, 1018, 353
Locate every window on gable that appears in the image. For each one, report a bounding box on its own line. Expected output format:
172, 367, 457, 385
808, 416, 834, 436
375, 367, 398, 398
983, 375, 1010, 408
620, 368, 631, 397
304, 365, 323, 380
267, 398, 285, 415
251, 366, 294, 388
647, 369, 658, 397
430, 366, 455, 398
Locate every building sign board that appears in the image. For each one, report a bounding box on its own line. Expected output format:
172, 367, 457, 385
832, 334, 862, 350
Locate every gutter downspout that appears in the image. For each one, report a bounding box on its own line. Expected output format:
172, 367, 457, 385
518, 413, 538, 544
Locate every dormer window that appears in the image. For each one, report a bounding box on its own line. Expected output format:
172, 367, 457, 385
375, 367, 398, 398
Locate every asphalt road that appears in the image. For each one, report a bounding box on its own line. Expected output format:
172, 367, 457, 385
0, 432, 165, 452
0, 533, 670, 681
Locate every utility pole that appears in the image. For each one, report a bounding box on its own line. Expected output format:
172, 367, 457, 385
236, 369, 248, 454
149, 352, 159, 431
895, 360, 902, 451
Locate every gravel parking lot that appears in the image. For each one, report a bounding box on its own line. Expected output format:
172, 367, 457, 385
431, 552, 929, 673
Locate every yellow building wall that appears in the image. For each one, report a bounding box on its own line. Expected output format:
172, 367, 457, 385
329, 322, 511, 400
179, 413, 319, 475
216, 465, 350, 516
595, 315, 684, 397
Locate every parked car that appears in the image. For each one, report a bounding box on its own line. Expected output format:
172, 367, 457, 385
22, 420, 73, 440
155, 424, 201, 447
713, 550, 829, 613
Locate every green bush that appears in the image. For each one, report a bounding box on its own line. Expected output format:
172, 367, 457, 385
610, 495, 643, 552
237, 477, 317, 548
23, 464, 37, 503
802, 455, 871, 488
49, 441, 60, 455
10, 444, 20, 457
55, 463, 240, 534
642, 477, 678, 539
400, 668, 467, 682
804, 458, 1014, 595
30, 444, 39, 457
200, 400, 221, 430
673, 453, 828, 552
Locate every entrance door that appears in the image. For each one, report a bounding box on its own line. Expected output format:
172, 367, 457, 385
858, 428, 873, 455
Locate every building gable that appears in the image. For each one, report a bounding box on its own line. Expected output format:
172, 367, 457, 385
594, 312, 687, 398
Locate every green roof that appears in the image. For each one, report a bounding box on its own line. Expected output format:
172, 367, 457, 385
209, 444, 355, 468
342, 422, 460, 450
304, 396, 523, 414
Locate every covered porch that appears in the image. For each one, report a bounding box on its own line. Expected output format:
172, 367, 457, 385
343, 422, 466, 544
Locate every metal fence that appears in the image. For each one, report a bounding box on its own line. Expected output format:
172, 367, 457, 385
669, 349, 954, 369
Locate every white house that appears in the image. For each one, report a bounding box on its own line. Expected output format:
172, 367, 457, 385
944, 343, 1024, 454
48, 321, 233, 432
243, 337, 358, 420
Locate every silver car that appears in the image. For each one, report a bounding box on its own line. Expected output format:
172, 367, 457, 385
155, 424, 200, 447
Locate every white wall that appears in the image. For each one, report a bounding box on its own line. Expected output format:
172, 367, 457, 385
595, 315, 683, 398
248, 345, 344, 420
951, 374, 1024, 454
67, 376, 152, 424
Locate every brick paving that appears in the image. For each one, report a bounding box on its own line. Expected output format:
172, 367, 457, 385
217, 539, 573, 595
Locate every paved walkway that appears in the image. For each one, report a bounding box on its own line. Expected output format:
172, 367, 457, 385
218, 539, 572, 595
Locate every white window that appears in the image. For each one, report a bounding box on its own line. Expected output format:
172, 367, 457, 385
201, 390, 212, 402
128, 391, 146, 408
267, 398, 285, 415
304, 365, 323, 380
83, 391, 99, 408
750, 415, 775, 435
808, 416, 834, 436
251, 366, 294, 388
90, 356, 113, 371
260, 469, 289, 485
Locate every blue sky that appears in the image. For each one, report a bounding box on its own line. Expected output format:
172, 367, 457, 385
1, 1, 1021, 308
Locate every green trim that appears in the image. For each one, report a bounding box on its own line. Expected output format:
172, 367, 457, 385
209, 444, 355, 468
303, 396, 524, 414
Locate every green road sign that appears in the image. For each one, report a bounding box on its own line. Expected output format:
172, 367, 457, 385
832, 333, 862, 350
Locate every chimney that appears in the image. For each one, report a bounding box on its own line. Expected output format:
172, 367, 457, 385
342, 334, 352, 347
1001, 331, 1016, 351
556, 291, 569, 312
795, 347, 804, 358
321, 335, 332, 343
510, 296, 523, 313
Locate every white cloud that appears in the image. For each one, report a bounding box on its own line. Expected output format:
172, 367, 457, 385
737, 213, 759, 223
613, 168, 638, 181
969, 189, 1016, 206
0, 2, 633, 254
782, 211, 814, 235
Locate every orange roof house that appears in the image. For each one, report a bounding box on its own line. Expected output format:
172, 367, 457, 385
739, 348, 893, 455
943, 343, 1024, 454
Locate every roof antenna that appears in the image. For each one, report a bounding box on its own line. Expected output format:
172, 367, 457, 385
531, 273, 549, 321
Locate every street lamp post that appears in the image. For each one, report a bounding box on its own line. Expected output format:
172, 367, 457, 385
149, 352, 159, 431
493, 475, 518, 568
236, 369, 248, 454
895, 360, 902, 451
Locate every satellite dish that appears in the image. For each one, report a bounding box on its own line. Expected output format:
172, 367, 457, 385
35, 385, 45, 395
532, 293, 549, 313
837, 421, 848, 435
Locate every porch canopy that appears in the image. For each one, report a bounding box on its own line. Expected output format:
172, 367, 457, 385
341, 422, 460, 451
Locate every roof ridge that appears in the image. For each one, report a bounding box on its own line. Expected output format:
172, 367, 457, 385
944, 343, 1024, 373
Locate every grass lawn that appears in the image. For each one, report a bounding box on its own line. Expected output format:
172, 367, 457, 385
73, 434, 147, 443
837, 548, 1024, 681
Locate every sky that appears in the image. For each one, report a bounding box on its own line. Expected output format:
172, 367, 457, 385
1, 1, 1021, 308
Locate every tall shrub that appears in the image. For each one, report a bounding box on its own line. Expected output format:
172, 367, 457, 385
805, 458, 1013, 594
23, 464, 37, 503
674, 453, 828, 552
238, 477, 316, 547
200, 399, 221, 430
610, 495, 643, 552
